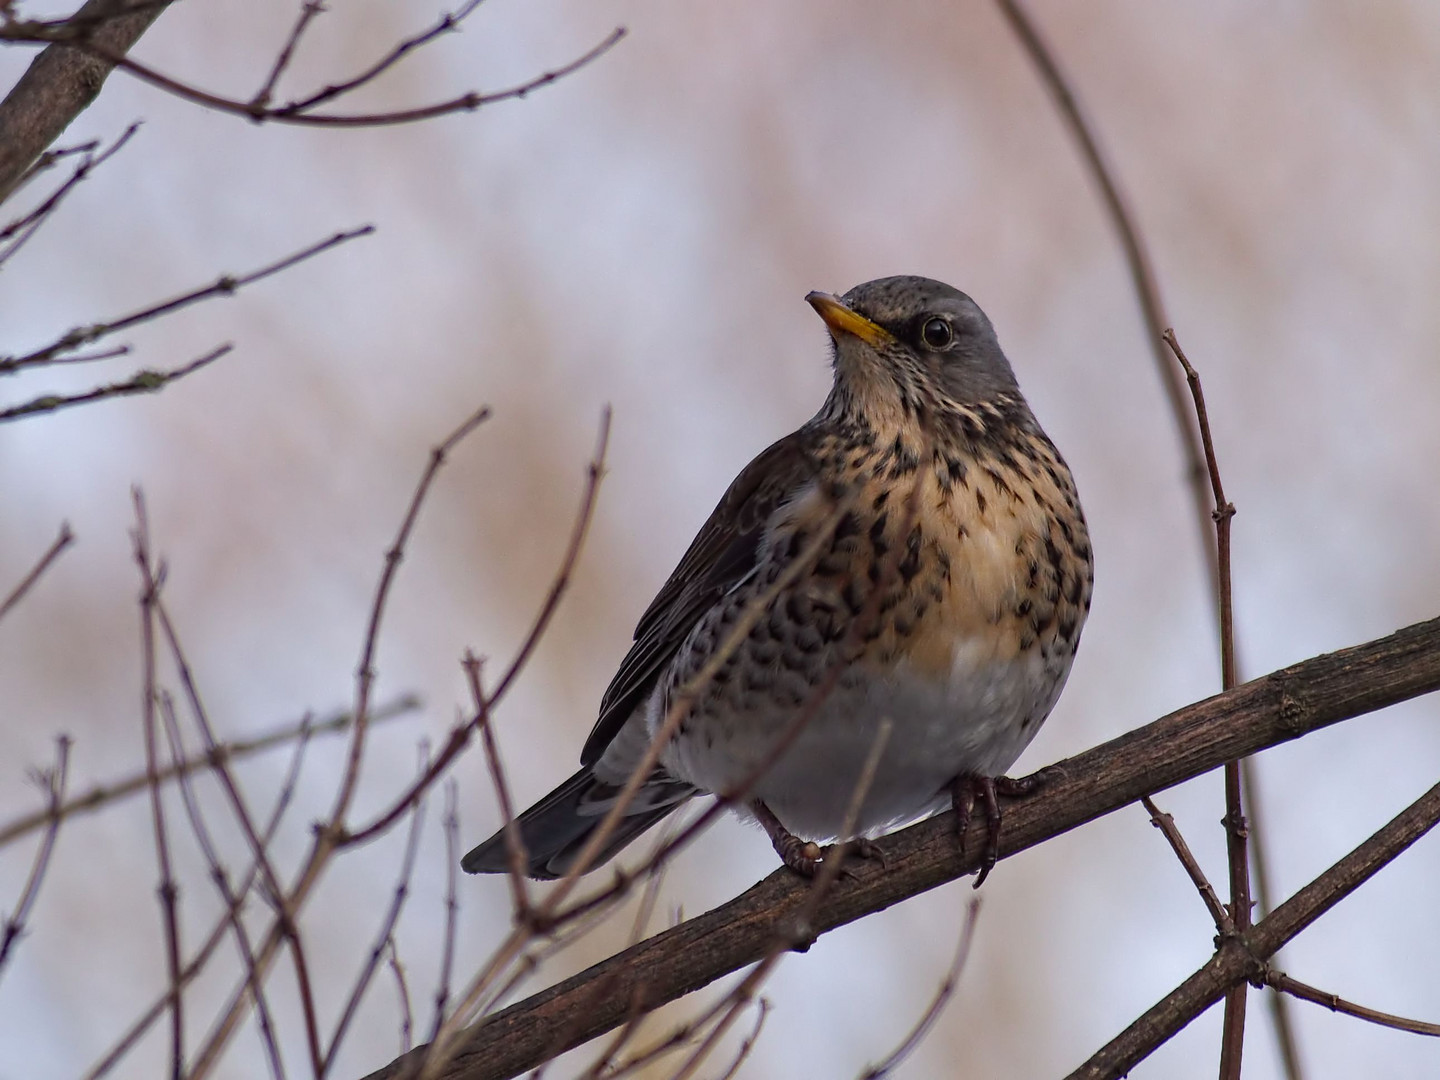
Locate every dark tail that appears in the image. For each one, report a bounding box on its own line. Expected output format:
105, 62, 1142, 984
461, 766, 693, 880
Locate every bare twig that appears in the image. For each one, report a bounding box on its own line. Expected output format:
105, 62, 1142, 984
1161, 328, 1249, 1077
2, 18, 625, 129
342, 407, 607, 850
1140, 795, 1232, 935
1262, 969, 1440, 1039
1069, 779, 1440, 1080
250, 0, 328, 110
0, 343, 230, 423
131, 495, 185, 1078
1, 225, 372, 374
429, 782, 462, 1044
183, 404, 492, 1080
859, 897, 982, 1079
0, 520, 73, 623
388, 938, 416, 1056
0, 735, 71, 976
462, 653, 530, 916
323, 781, 429, 1075
157, 694, 286, 1080
0, 694, 420, 851
275, 0, 485, 115
141, 535, 325, 1075
711, 999, 770, 1080
0, 121, 138, 267
83, 687, 318, 1080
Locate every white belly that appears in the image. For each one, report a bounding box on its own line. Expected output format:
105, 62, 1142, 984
654, 640, 1073, 841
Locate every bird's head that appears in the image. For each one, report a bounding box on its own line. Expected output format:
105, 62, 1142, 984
806, 276, 1022, 428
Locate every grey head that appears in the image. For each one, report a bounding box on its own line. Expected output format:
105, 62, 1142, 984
808, 275, 1021, 410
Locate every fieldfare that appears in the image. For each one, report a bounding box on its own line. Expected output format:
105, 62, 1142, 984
463, 276, 1092, 884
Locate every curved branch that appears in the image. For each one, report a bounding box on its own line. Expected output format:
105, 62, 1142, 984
362, 614, 1440, 1080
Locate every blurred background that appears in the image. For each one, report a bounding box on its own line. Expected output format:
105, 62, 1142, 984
2, 1, 1438, 1077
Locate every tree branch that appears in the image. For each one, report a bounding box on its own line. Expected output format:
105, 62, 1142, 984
0, 0, 174, 203
361, 614, 1440, 1080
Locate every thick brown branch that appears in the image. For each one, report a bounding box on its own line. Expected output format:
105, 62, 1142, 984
0, 0, 175, 203
362, 614, 1440, 1080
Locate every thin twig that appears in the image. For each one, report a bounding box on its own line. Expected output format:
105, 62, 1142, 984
0, 122, 138, 267
250, 0, 328, 110
1162, 328, 1249, 1078
157, 694, 287, 1080
462, 654, 531, 915
429, 782, 461, 1044
0, 521, 74, 623
143, 545, 324, 1075
276, 0, 486, 115
2, 20, 625, 129
323, 781, 429, 1075
342, 407, 606, 850
0, 694, 420, 851
0, 344, 230, 422
388, 938, 416, 1056
1140, 795, 1232, 935
132, 495, 185, 1078
1262, 969, 1440, 1039
0, 736, 71, 975
0, 225, 372, 373
710, 999, 770, 1080
83, 696, 317, 1080
182, 404, 492, 1080
859, 897, 982, 1079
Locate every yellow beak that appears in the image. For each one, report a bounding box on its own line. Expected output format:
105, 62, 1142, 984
805, 291, 895, 347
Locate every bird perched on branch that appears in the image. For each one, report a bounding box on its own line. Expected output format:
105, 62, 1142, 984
463, 276, 1092, 885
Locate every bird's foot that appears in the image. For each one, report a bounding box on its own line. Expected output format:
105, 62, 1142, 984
951, 769, 1049, 888
753, 801, 884, 879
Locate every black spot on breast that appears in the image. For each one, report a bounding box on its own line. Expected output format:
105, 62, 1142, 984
834, 512, 861, 541
872, 488, 890, 509
975, 490, 988, 515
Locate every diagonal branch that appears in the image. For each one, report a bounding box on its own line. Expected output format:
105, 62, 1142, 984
362, 614, 1440, 1080
1069, 778, 1440, 1079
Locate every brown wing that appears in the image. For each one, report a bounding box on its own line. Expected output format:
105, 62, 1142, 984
579, 427, 820, 766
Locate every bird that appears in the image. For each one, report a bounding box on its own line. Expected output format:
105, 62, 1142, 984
462, 276, 1092, 885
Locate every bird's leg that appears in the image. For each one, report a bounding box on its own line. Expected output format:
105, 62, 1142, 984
951, 770, 1050, 887
752, 800, 823, 876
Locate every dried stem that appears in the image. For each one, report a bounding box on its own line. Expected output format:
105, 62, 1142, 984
0, 735, 71, 976
0, 344, 229, 422
1141, 795, 1232, 934
859, 897, 982, 1079
2, 18, 625, 129
1, 225, 372, 373
157, 694, 287, 1080
0, 694, 419, 851
1262, 970, 1440, 1039
0, 520, 74, 623
132, 495, 185, 1078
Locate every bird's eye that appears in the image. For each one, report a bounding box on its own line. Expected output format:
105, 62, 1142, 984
921, 317, 952, 349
